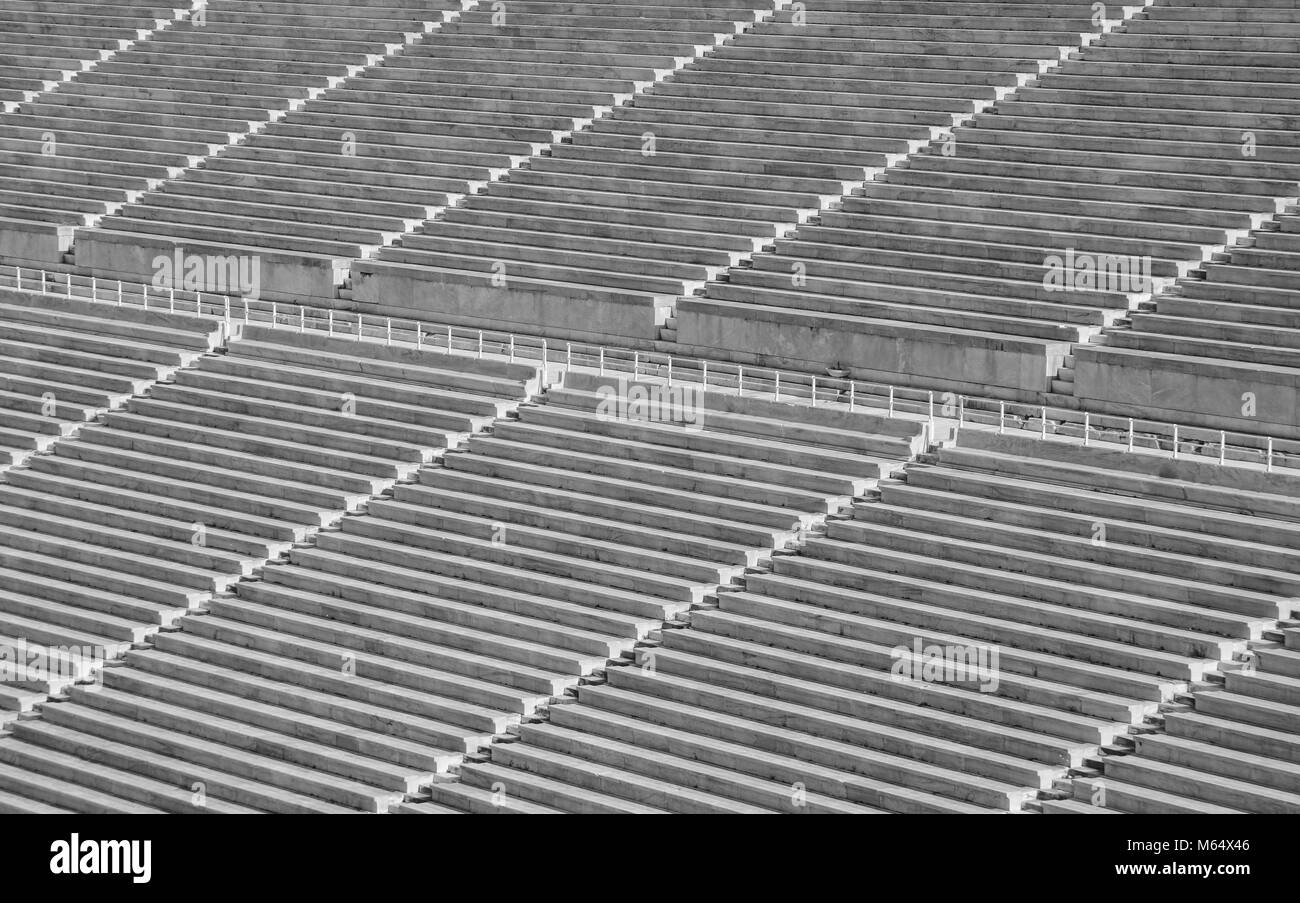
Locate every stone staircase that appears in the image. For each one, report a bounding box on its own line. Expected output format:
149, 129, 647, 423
1073, 202, 1300, 437
1055, 622, 1300, 813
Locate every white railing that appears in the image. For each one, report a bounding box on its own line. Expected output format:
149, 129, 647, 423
2, 264, 1294, 475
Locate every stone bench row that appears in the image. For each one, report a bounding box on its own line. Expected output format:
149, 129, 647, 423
41, 2, 1110, 324
430, 420, 1297, 814
0, 0, 173, 107
432, 643, 1020, 813
0, 363, 923, 813
0, 290, 219, 464
1074, 212, 1300, 435
955, 428, 1300, 813
1063, 661, 1300, 813
0, 659, 432, 812
1, 0, 461, 228
72, 2, 784, 302
432, 606, 1069, 813
0, 293, 224, 715
0, 318, 533, 729
677, 0, 1300, 395
354, 0, 1106, 338
212, 371, 915, 811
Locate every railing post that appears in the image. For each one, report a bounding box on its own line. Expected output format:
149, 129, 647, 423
633, 350, 639, 376
541, 339, 548, 383
927, 390, 933, 428
999, 401, 1005, 435
810, 375, 816, 407
169, 286, 175, 312
478, 331, 483, 359
509, 335, 515, 363
1083, 412, 1090, 446
356, 314, 362, 341
566, 342, 572, 373
66, 274, 72, 299
1219, 431, 1226, 466
41, 270, 46, 294
91, 276, 97, 302
1267, 437, 1274, 473
888, 386, 894, 419
15, 267, 20, 292
599, 347, 605, 375
667, 356, 673, 387
850, 381, 856, 412
1041, 406, 1047, 440
328, 309, 334, 336
774, 371, 780, 401
737, 365, 744, 397
1127, 418, 1134, 452
272, 302, 277, 327
225, 295, 231, 325
117, 280, 123, 305
143, 285, 148, 308
416, 324, 423, 350
300, 307, 306, 333
1172, 424, 1179, 460
386, 317, 392, 347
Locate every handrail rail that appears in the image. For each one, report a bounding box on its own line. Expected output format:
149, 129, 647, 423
1, 264, 1291, 474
